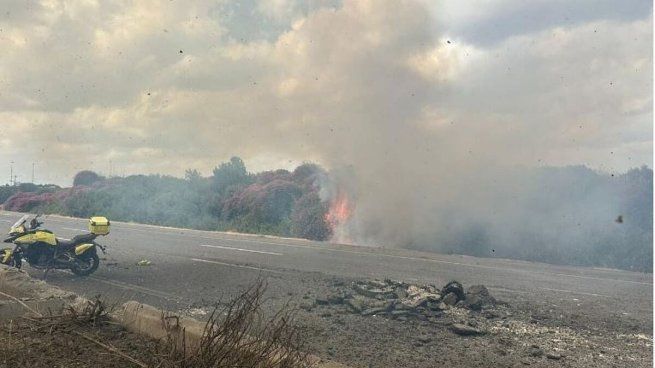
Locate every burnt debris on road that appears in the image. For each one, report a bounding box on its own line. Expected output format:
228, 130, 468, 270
308, 279, 497, 331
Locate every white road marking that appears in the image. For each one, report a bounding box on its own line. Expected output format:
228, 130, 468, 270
199, 244, 282, 256
237, 241, 654, 287
536, 287, 611, 298
2, 211, 650, 287
63, 227, 86, 232
191, 258, 283, 274
489, 286, 610, 298
0, 219, 13, 223
56, 219, 655, 286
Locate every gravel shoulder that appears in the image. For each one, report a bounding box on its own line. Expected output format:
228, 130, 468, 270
165, 272, 652, 368
285, 276, 652, 368
34, 259, 653, 368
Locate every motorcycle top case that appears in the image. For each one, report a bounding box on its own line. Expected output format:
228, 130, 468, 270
89, 216, 110, 235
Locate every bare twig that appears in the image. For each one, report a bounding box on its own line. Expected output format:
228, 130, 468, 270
164, 278, 309, 368
0, 291, 42, 317
73, 330, 148, 368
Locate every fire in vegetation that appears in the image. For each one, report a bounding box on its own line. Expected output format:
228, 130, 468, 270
325, 190, 354, 244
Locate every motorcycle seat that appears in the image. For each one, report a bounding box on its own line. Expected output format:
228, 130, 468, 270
57, 233, 96, 248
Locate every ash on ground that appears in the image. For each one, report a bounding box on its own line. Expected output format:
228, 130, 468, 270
305, 279, 498, 335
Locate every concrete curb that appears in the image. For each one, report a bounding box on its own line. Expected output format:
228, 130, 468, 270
112, 300, 350, 368
0, 266, 87, 319
113, 300, 206, 352
0, 266, 349, 368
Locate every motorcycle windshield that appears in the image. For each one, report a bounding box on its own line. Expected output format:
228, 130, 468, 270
11, 215, 29, 230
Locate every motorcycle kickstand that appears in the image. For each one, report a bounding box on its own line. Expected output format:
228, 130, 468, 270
43, 249, 60, 280
42, 263, 53, 280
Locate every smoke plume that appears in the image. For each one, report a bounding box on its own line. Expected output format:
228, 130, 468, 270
0, 0, 651, 268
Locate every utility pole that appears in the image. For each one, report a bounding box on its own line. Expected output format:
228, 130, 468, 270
31, 162, 35, 183
9, 161, 13, 186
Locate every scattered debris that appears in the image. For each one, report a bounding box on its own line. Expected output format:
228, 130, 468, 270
546, 352, 563, 360
416, 335, 432, 343
450, 323, 485, 336
443, 292, 459, 306
312, 279, 497, 336
464, 285, 496, 311
527, 345, 544, 357
136, 260, 152, 266
186, 307, 207, 316
442, 281, 465, 301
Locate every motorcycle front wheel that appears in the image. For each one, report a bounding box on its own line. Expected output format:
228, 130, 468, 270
71, 253, 99, 276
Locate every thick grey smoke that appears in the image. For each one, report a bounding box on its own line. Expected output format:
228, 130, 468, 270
0, 0, 651, 267
281, 1, 652, 257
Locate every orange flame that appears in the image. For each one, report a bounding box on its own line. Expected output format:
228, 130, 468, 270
325, 191, 354, 243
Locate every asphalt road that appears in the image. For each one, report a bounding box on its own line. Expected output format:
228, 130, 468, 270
0, 210, 652, 330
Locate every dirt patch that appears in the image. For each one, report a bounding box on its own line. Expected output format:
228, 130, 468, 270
0, 281, 313, 368
0, 303, 162, 368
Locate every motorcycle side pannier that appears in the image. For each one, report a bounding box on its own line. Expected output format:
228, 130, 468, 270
89, 216, 110, 235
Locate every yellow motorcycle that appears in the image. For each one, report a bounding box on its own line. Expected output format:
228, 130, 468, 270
1, 214, 109, 277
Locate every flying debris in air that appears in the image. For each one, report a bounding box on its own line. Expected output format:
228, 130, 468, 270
615, 215, 623, 224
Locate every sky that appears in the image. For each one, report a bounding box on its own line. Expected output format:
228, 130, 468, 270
0, 0, 652, 186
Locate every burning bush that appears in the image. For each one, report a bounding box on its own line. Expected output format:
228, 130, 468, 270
291, 192, 331, 241
3, 158, 649, 272
291, 163, 326, 188
324, 190, 354, 243
219, 163, 331, 239
221, 179, 303, 234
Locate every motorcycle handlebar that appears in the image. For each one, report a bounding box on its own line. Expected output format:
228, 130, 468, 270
29, 219, 44, 230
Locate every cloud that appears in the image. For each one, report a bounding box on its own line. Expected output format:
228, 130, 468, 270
0, 0, 650, 193
433, 0, 652, 46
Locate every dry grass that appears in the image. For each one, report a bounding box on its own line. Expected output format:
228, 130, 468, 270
163, 279, 309, 367
0, 281, 310, 368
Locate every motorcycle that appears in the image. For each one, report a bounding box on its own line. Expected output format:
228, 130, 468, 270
0, 214, 109, 277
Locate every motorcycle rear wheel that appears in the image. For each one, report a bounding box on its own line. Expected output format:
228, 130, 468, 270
71, 253, 99, 276
0, 248, 20, 269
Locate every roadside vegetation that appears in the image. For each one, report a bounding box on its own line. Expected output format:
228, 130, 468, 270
0, 158, 651, 271
0, 281, 309, 368
3, 158, 332, 241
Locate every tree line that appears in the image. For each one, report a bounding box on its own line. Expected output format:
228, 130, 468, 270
1, 159, 652, 272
